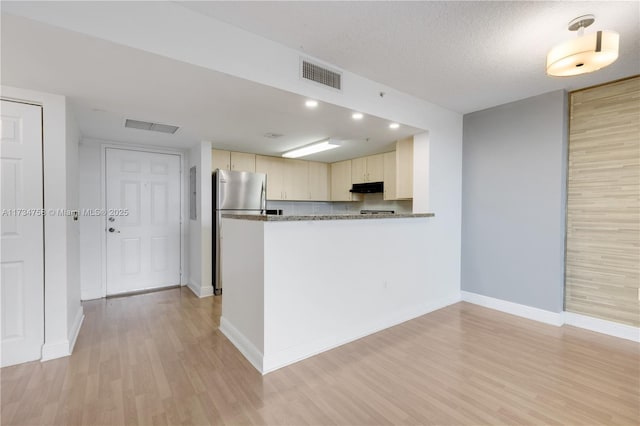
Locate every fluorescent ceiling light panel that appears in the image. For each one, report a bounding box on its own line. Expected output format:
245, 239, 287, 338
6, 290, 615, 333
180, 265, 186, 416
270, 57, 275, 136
282, 138, 341, 158
389, 123, 400, 129
305, 100, 319, 108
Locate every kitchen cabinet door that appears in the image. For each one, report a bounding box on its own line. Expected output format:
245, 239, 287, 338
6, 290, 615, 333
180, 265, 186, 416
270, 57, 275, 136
331, 160, 352, 201
383, 151, 397, 200
351, 157, 367, 184
231, 152, 256, 172
256, 155, 285, 200
396, 137, 413, 199
308, 161, 330, 201
366, 153, 384, 182
283, 159, 309, 200
211, 149, 231, 171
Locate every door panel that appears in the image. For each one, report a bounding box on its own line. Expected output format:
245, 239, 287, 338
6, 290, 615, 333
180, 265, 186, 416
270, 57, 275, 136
1, 262, 25, 340
105, 149, 181, 295
0, 100, 44, 367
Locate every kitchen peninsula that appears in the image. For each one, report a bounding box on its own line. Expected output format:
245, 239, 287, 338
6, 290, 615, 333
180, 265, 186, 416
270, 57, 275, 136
219, 212, 459, 374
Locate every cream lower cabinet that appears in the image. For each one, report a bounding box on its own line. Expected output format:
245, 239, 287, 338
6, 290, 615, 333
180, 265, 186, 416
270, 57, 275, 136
212, 149, 231, 171
308, 161, 330, 201
331, 160, 352, 201
383, 151, 397, 200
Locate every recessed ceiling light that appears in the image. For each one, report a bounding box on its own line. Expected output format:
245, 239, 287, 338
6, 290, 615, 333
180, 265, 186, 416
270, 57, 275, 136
352, 112, 364, 120
305, 100, 318, 108
389, 123, 400, 129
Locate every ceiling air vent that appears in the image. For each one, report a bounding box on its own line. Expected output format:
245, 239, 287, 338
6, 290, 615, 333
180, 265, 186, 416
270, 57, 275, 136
125, 119, 179, 134
301, 59, 342, 91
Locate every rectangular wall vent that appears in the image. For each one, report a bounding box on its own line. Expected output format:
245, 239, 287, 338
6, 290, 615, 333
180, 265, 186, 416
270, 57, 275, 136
301, 59, 342, 90
125, 119, 179, 134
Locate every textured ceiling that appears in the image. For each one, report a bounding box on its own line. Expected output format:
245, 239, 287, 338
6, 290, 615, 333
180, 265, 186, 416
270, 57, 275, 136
182, 1, 640, 114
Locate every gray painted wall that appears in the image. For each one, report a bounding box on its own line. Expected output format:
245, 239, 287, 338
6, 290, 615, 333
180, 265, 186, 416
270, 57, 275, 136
461, 90, 567, 313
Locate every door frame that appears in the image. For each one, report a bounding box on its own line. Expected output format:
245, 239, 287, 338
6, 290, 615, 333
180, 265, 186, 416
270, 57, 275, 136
100, 143, 186, 297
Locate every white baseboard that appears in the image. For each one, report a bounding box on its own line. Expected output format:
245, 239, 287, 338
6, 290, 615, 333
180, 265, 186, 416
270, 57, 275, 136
219, 316, 264, 373
461, 291, 564, 326
564, 312, 640, 343
41, 340, 70, 362
68, 307, 85, 354
81, 291, 103, 301
41, 308, 86, 362
187, 280, 214, 298
462, 291, 640, 342
261, 293, 461, 374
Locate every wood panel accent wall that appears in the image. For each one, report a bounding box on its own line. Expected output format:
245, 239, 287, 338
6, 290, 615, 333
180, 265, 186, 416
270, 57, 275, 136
565, 76, 640, 326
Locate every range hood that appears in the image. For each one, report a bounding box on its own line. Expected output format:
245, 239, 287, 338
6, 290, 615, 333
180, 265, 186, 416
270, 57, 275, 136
350, 182, 384, 193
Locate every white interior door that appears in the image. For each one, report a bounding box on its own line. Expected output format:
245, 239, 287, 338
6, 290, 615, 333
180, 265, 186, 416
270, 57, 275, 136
105, 149, 181, 295
0, 100, 44, 367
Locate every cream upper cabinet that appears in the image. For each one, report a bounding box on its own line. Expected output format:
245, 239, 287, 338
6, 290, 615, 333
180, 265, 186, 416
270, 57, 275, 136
256, 156, 309, 200
283, 159, 309, 200
396, 137, 414, 199
366, 153, 384, 182
331, 160, 352, 201
256, 155, 285, 200
308, 161, 330, 201
351, 157, 367, 184
230, 152, 256, 172
211, 149, 231, 171
383, 151, 397, 200
351, 153, 384, 183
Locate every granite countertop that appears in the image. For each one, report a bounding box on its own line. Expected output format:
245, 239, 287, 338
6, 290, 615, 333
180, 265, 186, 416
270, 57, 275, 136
221, 212, 435, 221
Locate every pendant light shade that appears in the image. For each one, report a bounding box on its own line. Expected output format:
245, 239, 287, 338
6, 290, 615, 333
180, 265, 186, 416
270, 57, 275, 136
546, 15, 620, 77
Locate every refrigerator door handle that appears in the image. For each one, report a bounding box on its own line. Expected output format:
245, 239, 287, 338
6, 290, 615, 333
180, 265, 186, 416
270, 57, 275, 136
260, 178, 267, 212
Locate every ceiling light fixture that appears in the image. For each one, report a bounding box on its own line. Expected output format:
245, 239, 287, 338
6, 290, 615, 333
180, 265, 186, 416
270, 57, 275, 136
305, 99, 318, 108
546, 15, 619, 77
282, 138, 342, 158
389, 123, 400, 129
352, 112, 364, 120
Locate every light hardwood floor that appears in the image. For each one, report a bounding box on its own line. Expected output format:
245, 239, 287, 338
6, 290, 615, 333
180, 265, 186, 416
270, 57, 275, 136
1, 288, 638, 425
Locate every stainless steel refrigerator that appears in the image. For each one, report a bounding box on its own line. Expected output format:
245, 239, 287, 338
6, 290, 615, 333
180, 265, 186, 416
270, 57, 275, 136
213, 169, 267, 295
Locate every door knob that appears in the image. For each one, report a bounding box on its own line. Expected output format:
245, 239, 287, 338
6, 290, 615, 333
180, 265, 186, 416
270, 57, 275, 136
108, 227, 120, 233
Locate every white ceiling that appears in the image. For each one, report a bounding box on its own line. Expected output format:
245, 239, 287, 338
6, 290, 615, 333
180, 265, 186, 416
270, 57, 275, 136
181, 1, 640, 114
2, 1, 638, 160
0, 13, 421, 162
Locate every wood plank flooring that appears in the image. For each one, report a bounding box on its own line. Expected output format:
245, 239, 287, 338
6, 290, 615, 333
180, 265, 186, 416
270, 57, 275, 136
2, 288, 638, 425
